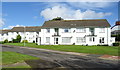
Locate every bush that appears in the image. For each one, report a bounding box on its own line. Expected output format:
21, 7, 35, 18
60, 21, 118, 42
0, 41, 4, 44
16, 35, 21, 43
22, 40, 28, 43
12, 39, 19, 43
9, 41, 12, 43
4, 39, 8, 43
113, 43, 119, 46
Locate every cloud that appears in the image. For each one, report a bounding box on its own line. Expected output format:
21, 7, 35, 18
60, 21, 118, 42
67, 2, 113, 10
0, 19, 5, 27
3, 25, 24, 29
40, 5, 112, 20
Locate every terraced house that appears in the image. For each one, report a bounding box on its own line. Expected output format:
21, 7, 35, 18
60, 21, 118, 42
0, 26, 41, 43
37, 19, 115, 46
0, 19, 115, 46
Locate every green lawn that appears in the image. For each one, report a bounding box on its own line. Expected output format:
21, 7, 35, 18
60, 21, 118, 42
2, 51, 39, 65
4, 43, 119, 56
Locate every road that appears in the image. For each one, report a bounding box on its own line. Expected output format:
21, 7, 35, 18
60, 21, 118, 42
2, 45, 119, 69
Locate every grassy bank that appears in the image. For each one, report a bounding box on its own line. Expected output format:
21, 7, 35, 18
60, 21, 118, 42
4, 43, 119, 56
2, 51, 39, 65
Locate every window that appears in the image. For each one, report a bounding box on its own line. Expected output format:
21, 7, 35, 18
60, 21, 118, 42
62, 37, 71, 43
63, 28, 70, 33
99, 28, 105, 33
76, 37, 86, 43
76, 28, 86, 32
46, 37, 50, 43
99, 37, 104, 43
46, 28, 50, 33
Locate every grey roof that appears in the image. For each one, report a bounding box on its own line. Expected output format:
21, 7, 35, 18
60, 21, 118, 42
41, 19, 111, 28
0, 29, 10, 34
10, 26, 41, 32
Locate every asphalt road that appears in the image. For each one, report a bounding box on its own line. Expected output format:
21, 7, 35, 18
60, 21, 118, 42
2, 45, 119, 69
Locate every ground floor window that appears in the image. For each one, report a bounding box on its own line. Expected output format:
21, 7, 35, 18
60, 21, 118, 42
62, 37, 71, 43
46, 37, 50, 43
76, 37, 86, 43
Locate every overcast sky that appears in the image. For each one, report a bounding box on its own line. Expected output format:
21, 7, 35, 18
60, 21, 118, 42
1, 2, 119, 29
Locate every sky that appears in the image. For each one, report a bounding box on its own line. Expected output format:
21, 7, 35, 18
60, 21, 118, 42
1, 2, 119, 29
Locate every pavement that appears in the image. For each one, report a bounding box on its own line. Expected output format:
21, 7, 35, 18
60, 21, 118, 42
1, 44, 120, 69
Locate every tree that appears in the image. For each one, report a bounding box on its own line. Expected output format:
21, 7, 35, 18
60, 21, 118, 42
51, 17, 63, 21
16, 34, 21, 43
4, 39, 8, 43
12, 35, 21, 43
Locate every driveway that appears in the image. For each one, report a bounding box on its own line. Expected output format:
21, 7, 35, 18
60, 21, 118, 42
2, 45, 119, 69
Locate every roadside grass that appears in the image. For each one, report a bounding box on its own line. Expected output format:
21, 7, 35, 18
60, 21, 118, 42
2, 51, 39, 65
4, 43, 119, 56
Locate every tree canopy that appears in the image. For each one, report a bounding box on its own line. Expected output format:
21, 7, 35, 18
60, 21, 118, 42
51, 17, 64, 21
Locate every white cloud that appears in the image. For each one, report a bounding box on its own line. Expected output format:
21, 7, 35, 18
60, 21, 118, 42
67, 2, 113, 10
40, 5, 112, 20
0, 19, 4, 27
3, 25, 24, 30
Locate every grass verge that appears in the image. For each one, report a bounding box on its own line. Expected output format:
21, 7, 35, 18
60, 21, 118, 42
4, 43, 119, 56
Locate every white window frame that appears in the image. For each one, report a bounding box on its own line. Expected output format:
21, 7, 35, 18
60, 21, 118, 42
76, 37, 86, 43
46, 37, 50, 43
99, 28, 105, 33
62, 37, 71, 43
76, 28, 86, 33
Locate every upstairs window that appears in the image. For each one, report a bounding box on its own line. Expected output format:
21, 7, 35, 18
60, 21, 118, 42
76, 28, 86, 33
46, 28, 50, 33
99, 28, 105, 33
64, 28, 70, 33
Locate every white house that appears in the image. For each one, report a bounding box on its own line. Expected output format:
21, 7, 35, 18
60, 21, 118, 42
37, 19, 115, 46
0, 26, 41, 43
111, 21, 120, 35
0, 29, 10, 41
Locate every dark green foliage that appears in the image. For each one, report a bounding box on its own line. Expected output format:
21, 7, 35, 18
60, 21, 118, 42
9, 41, 12, 43
111, 34, 120, 41
51, 17, 63, 21
113, 43, 119, 46
12, 39, 19, 43
12, 35, 22, 43
16, 34, 21, 43
22, 40, 28, 43
4, 39, 8, 43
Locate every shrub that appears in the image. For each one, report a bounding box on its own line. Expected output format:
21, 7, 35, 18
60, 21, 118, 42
9, 41, 12, 43
0, 41, 4, 44
113, 43, 119, 46
16, 35, 21, 43
4, 39, 8, 43
12, 39, 19, 43
22, 40, 28, 43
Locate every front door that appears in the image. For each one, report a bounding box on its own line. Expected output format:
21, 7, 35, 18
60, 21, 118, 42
54, 38, 58, 45
89, 37, 95, 45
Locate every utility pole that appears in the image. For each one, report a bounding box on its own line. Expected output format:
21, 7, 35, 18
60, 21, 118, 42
24, 26, 26, 47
